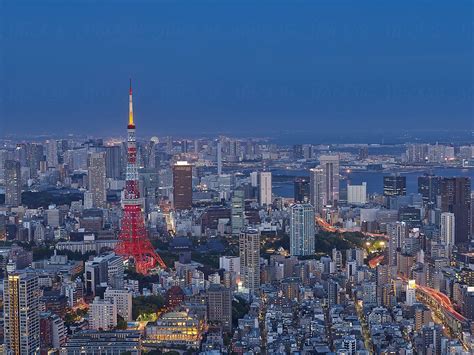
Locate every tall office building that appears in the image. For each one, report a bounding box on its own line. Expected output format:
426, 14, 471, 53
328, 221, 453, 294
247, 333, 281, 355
105, 145, 122, 179
206, 284, 232, 332
231, 190, 245, 236
347, 182, 367, 205
250, 171, 258, 187
88, 152, 107, 208
292, 144, 303, 160
45, 139, 58, 168
319, 155, 340, 206
173, 161, 193, 210
239, 228, 260, 295
440, 212, 455, 255
290, 203, 315, 256
4, 272, 40, 355
387, 222, 408, 267
259, 171, 272, 206
5, 160, 21, 206
309, 167, 324, 213
418, 174, 441, 207
216, 140, 222, 176
84, 253, 124, 296
294, 177, 310, 203
358, 146, 369, 160
406, 144, 429, 163
327, 279, 339, 307
383, 175, 406, 197
440, 177, 471, 246
27, 143, 44, 178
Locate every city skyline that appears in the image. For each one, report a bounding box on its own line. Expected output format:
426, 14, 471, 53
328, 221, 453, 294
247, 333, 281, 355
1, 1, 474, 354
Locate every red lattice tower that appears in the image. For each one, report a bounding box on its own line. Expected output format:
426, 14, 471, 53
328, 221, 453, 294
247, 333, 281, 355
115, 81, 166, 274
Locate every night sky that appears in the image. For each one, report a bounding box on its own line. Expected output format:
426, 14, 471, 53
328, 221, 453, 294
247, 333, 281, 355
1, 0, 473, 140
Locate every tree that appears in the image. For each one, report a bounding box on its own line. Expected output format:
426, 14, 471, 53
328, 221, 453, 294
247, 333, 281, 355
232, 295, 249, 326
132, 295, 165, 320
116, 315, 128, 330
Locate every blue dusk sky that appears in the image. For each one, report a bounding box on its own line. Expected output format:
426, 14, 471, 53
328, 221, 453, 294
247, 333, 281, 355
0, 0, 473, 141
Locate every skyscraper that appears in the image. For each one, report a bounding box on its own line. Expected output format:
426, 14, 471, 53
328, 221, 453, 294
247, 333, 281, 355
206, 284, 232, 332
418, 174, 441, 207
440, 212, 455, 255
105, 145, 122, 179
290, 203, 315, 256
4, 272, 40, 355
216, 140, 222, 176
239, 228, 260, 295
45, 139, 58, 168
319, 155, 340, 206
5, 160, 21, 206
292, 144, 303, 159
27, 143, 44, 178
309, 167, 324, 213
250, 171, 258, 187
347, 182, 367, 205
259, 171, 272, 206
383, 175, 406, 197
294, 177, 310, 203
88, 152, 107, 209
231, 189, 245, 236
173, 161, 193, 210
387, 221, 408, 267
440, 177, 471, 246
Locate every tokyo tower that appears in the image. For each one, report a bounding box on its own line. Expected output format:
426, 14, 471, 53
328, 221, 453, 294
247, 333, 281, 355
115, 80, 166, 274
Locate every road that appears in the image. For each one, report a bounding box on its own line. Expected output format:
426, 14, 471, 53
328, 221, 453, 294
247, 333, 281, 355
316, 217, 388, 239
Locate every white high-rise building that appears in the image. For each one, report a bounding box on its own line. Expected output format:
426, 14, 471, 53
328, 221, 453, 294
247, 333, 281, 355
310, 167, 324, 213
219, 256, 241, 275
250, 171, 258, 187
290, 203, 315, 256
440, 212, 455, 256
88, 152, 107, 209
104, 288, 133, 321
259, 172, 272, 206
347, 182, 367, 205
89, 297, 117, 330
239, 228, 260, 295
3, 273, 40, 354
217, 140, 222, 176
83, 191, 93, 209
406, 280, 416, 306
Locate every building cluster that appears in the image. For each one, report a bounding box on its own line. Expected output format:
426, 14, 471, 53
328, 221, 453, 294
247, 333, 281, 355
0, 123, 473, 354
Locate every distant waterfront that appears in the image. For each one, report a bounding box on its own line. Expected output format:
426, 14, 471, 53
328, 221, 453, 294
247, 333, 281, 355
272, 167, 474, 198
